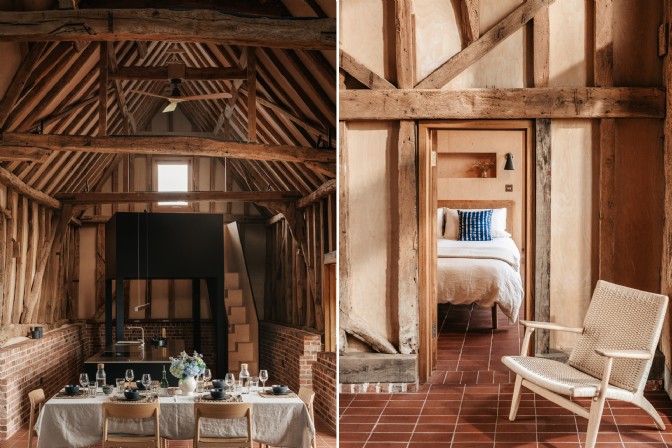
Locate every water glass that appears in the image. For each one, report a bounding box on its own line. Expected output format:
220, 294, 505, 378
115, 378, 125, 395
224, 373, 235, 392
88, 384, 97, 398
151, 384, 159, 399
249, 376, 259, 393
196, 377, 205, 394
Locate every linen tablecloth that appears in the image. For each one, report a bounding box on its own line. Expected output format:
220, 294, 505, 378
36, 391, 314, 448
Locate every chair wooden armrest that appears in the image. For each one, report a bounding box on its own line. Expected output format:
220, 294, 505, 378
520, 320, 584, 333
594, 349, 652, 360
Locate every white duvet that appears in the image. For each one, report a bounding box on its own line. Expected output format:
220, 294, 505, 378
437, 238, 524, 323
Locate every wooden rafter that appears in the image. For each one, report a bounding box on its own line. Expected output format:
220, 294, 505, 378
415, 0, 554, 89
1, 133, 335, 164
0, 147, 50, 162
339, 87, 665, 120
339, 49, 395, 90
0, 166, 61, 209
0, 9, 336, 50
297, 179, 335, 208
54, 191, 301, 205
98, 42, 109, 136
247, 47, 257, 143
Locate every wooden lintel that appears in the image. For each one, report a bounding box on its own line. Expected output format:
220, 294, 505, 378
416, 0, 553, 89
1, 133, 336, 164
0, 9, 336, 50
0, 146, 50, 162
0, 166, 61, 209
339, 87, 665, 120
109, 66, 247, 81
339, 49, 396, 90
297, 179, 336, 208
55, 191, 301, 205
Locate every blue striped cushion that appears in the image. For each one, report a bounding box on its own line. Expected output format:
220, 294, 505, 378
458, 210, 493, 241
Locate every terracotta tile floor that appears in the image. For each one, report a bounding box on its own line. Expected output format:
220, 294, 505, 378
340, 303, 672, 448
1, 417, 335, 448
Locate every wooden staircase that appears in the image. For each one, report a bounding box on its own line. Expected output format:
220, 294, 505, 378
225, 272, 258, 374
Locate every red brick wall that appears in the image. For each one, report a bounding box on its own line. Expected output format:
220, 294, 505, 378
313, 352, 336, 432
0, 324, 87, 440
258, 322, 322, 393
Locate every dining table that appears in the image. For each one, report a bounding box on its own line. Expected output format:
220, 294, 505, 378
36, 388, 315, 448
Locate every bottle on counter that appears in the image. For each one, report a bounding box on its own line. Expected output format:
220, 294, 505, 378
239, 363, 250, 394
96, 363, 106, 388
160, 365, 169, 392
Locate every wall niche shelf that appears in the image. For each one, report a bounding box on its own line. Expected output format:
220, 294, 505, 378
437, 152, 497, 178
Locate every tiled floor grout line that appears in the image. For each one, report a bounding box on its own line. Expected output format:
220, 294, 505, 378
448, 384, 466, 448
365, 391, 391, 447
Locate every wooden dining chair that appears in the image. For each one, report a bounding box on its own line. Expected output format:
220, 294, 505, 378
298, 388, 316, 448
102, 402, 161, 448
28, 388, 45, 448
193, 402, 253, 447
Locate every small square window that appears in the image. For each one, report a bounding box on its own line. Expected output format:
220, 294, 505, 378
153, 159, 192, 209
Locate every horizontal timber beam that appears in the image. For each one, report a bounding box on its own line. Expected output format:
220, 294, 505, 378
55, 191, 301, 205
0, 146, 49, 162
297, 179, 336, 208
339, 87, 665, 120
110, 66, 246, 81
0, 166, 61, 209
1, 133, 336, 164
0, 9, 335, 50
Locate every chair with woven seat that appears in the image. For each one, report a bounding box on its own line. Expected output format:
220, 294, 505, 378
502, 280, 668, 448
298, 388, 316, 448
102, 402, 161, 448
28, 388, 45, 448
193, 402, 253, 447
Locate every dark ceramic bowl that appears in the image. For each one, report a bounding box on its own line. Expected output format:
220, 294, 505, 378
272, 384, 289, 394
136, 381, 148, 390
124, 388, 141, 400
102, 385, 114, 395
64, 385, 79, 395
211, 379, 225, 389
210, 388, 226, 399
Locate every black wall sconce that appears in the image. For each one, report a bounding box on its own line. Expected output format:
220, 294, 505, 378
504, 153, 515, 170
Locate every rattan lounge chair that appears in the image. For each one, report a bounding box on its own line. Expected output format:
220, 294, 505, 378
502, 280, 668, 448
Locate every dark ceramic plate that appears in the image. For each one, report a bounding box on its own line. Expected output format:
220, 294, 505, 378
271, 389, 291, 395
121, 396, 144, 402
203, 394, 230, 401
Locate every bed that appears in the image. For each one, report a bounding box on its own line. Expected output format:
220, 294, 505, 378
437, 200, 524, 327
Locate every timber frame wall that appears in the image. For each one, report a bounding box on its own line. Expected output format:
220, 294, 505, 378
340, 0, 672, 384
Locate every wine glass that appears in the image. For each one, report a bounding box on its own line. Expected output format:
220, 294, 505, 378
79, 373, 89, 389
141, 373, 151, 391
125, 369, 135, 388
259, 370, 269, 390
224, 373, 235, 392
203, 368, 212, 386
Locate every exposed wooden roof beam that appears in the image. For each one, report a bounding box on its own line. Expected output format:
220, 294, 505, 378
0, 147, 49, 162
0, 166, 61, 209
297, 179, 335, 208
0, 42, 48, 130
416, 0, 553, 89
0, 9, 336, 50
247, 47, 258, 142
110, 66, 246, 81
339, 49, 395, 90
55, 190, 301, 205
98, 42, 109, 136
340, 87, 665, 120
256, 95, 327, 139
1, 133, 336, 164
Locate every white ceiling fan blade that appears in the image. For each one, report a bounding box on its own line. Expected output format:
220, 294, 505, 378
129, 89, 173, 100
178, 92, 232, 102
162, 102, 178, 113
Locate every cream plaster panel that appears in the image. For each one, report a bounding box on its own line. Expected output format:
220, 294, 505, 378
412, 0, 461, 83
345, 122, 395, 350
549, 0, 588, 87
340, 0, 391, 82
549, 120, 593, 352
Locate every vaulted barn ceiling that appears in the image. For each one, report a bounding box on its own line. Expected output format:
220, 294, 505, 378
0, 0, 336, 205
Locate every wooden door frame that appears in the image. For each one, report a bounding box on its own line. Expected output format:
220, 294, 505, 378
417, 120, 535, 383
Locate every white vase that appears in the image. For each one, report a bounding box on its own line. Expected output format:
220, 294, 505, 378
179, 376, 197, 396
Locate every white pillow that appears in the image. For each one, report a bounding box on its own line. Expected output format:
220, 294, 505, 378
442, 207, 511, 239
437, 208, 445, 238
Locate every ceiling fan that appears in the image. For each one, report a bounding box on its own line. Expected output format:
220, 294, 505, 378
130, 78, 232, 113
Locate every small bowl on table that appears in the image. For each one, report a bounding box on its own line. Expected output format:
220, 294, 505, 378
211, 379, 225, 389
272, 384, 289, 394
102, 385, 114, 395
124, 388, 141, 400
64, 385, 79, 396
210, 388, 226, 400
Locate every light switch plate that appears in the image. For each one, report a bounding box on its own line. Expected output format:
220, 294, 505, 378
505, 185, 513, 192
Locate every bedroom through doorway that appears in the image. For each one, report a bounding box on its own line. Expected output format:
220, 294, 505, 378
418, 120, 534, 384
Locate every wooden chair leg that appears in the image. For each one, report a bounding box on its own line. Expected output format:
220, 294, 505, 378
585, 396, 607, 448
635, 396, 666, 430
508, 375, 523, 421
491, 306, 498, 329
28, 430, 34, 448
